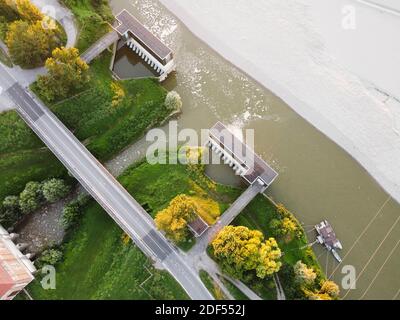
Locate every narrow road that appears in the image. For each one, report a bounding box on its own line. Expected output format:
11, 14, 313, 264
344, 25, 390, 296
0, 65, 213, 300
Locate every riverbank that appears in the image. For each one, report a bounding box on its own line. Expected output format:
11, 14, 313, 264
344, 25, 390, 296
159, 0, 400, 205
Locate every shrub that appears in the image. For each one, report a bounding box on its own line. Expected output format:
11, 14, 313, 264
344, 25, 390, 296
36, 248, 63, 267
19, 181, 43, 214
164, 91, 182, 112
61, 201, 80, 229
0, 196, 21, 226
42, 178, 70, 203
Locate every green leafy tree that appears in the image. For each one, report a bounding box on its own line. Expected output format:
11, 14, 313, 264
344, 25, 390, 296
212, 225, 282, 280
36, 47, 90, 102
155, 194, 197, 242
19, 181, 42, 214
42, 178, 70, 203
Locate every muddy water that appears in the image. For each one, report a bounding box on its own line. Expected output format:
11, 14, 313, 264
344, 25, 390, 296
109, 0, 400, 299
113, 45, 159, 79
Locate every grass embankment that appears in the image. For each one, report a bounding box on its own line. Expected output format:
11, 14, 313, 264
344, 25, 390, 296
199, 270, 227, 300
220, 278, 249, 300
61, 0, 113, 52
28, 201, 189, 300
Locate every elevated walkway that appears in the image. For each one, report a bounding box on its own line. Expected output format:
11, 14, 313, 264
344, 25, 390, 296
190, 182, 265, 254
81, 30, 120, 63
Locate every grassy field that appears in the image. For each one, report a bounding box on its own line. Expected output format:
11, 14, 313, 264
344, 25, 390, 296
61, 0, 113, 52
28, 201, 189, 300
220, 278, 249, 300
0, 110, 67, 207
199, 270, 227, 300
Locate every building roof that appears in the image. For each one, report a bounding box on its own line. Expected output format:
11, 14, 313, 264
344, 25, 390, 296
114, 9, 172, 60
209, 122, 278, 185
0, 265, 14, 297
0, 226, 35, 297
188, 217, 209, 237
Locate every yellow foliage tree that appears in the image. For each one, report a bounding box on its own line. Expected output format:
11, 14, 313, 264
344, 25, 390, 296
155, 194, 197, 242
294, 260, 317, 285
319, 280, 340, 298
212, 225, 282, 280
36, 47, 89, 101
16, 0, 43, 22
6, 19, 60, 67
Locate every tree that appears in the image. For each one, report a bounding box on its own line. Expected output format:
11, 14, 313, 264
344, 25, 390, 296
6, 20, 61, 68
61, 201, 80, 229
36, 47, 90, 101
293, 260, 317, 286
0, 0, 19, 21
155, 194, 197, 242
212, 225, 282, 280
15, 0, 43, 22
19, 181, 42, 214
319, 280, 340, 298
164, 91, 182, 112
42, 178, 70, 203
1, 196, 21, 226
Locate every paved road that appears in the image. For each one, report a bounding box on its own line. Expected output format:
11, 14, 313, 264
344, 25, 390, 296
0, 65, 213, 300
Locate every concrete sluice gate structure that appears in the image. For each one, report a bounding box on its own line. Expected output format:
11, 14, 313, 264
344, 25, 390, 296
114, 9, 176, 81
207, 122, 279, 188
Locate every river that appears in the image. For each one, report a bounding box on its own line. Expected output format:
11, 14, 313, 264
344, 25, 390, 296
109, 0, 399, 300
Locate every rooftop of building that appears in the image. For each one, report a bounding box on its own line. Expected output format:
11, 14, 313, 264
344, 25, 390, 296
209, 122, 279, 186
114, 9, 173, 61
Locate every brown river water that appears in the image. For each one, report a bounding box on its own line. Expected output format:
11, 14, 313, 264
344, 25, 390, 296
110, 0, 400, 299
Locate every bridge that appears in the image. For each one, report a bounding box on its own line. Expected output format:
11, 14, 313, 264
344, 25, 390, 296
81, 9, 175, 81
0, 64, 212, 300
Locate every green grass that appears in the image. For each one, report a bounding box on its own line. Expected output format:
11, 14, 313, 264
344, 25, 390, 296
220, 278, 249, 300
199, 270, 227, 300
61, 0, 113, 52
28, 202, 189, 300
0, 109, 67, 206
